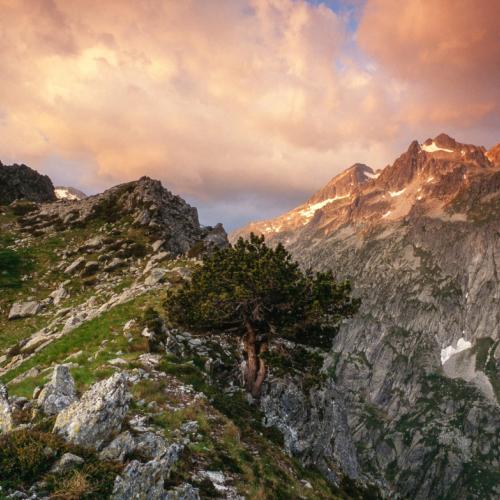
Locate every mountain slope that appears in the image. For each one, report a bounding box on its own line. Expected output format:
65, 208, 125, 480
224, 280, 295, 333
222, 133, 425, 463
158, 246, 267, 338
233, 134, 500, 499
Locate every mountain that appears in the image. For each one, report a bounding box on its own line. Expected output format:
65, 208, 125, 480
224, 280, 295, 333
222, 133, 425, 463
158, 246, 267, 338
1, 171, 374, 499
0, 162, 56, 204
54, 186, 87, 200
233, 134, 500, 499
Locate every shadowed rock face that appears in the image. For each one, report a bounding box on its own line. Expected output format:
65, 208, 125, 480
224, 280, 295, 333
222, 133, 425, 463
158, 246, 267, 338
0, 162, 56, 204
17, 176, 229, 256
233, 134, 500, 499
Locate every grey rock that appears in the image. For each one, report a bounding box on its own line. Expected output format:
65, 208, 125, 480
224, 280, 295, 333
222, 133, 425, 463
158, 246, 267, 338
261, 376, 359, 484
0, 162, 55, 204
50, 286, 69, 306
50, 452, 84, 474
53, 372, 130, 450
99, 431, 136, 462
0, 384, 13, 433
145, 267, 168, 286
165, 483, 200, 500
64, 257, 86, 274
8, 301, 42, 320
37, 365, 77, 416
111, 459, 166, 500
104, 258, 126, 272
81, 261, 99, 277
151, 240, 165, 253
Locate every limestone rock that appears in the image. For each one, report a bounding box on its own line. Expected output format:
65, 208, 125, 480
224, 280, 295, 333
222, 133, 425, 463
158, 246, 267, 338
111, 459, 167, 500
50, 286, 69, 306
50, 453, 84, 474
53, 372, 130, 450
145, 268, 167, 286
165, 484, 200, 500
99, 431, 136, 462
0, 384, 13, 433
64, 257, 86, 274
38, 365, 77, 416
8, 301, 42, 320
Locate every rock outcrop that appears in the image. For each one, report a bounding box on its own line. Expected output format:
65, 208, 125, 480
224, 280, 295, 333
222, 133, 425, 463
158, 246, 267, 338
53, 372, 131, 449
0, 384, 13, 433
8, 301, 42, 320
37, 365, 77, 416
0, 162, 56, 204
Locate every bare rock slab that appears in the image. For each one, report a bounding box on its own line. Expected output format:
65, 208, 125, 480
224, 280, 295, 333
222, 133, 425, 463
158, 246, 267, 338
53, 372, 130, 450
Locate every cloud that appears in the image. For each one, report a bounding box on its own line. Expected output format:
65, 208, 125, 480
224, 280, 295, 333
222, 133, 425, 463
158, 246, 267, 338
358, 0, 500, 132
0, 0, 498, 229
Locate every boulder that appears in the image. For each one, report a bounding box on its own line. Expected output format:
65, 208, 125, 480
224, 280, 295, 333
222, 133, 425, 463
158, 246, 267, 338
165, 484, 200, 500
99, 431, 136, 462
81, 261, 99, 277
50, 453, 84, 474
111, 443, 182, 500
0, 384, 13, 433
50, 286, 69, 306
64, 257, 86, 274
104, 258, 127, 272
111, 459, 166, 500
145, 268, 167, 286
8, 301, 42, 320
37, 365, 77, 416
53, 372, 130, 450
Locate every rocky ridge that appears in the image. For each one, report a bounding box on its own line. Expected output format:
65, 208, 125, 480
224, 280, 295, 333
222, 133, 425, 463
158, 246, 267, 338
0, 168, 361, 499
0, 162, 56, 205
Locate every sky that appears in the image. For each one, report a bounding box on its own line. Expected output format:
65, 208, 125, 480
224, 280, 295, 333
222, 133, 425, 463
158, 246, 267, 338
0, 0, 499, 230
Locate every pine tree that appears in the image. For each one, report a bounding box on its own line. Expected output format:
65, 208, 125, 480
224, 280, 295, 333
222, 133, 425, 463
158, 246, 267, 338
165, 234, 359, 397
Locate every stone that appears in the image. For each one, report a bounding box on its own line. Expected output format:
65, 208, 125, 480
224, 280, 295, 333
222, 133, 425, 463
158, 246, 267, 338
64, 257, 86, 274
81, 261, 99, 277
134, 432, 169, 460
145, 267, 167, 286
165, 483, 200, 500
0, 384, 13, 433
99, 431, 136, 462
151, 240, 165, 253
8, 301, 42, 320
53, 372, 130, 450
50, 453, 84, 474
104, 258, 126, 272
37, 365, 77, 416
50, 286, 69, 306
111, 459, 166, 500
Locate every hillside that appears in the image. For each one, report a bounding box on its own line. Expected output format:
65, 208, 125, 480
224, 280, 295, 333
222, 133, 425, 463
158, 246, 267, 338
233, 134, 500, 499
0, 171, 375, 499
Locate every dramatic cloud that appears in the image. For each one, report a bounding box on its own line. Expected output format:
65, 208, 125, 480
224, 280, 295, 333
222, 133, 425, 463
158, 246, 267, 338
358, 0, 500, 138
0, 0, 498, 228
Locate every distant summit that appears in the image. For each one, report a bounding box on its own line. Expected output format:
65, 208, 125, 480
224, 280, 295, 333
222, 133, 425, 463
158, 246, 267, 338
54, 186, 87, 201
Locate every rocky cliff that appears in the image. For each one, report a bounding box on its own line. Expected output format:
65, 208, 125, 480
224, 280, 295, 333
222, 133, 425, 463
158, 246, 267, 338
0, 162, 56, 204
233, 134, 500, 499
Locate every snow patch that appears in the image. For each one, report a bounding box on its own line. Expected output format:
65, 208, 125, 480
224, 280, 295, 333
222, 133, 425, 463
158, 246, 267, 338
441, 337, 472, 365
299, 195, 350, 218
365, 171, 380, 179
389, 188, 406, 197
382, 210, 392, 218
421, 142, 454, 153
55, 188, 80, 200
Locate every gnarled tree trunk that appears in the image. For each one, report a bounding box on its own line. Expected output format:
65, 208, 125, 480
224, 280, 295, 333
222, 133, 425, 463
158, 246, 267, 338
243, 320, 267, 398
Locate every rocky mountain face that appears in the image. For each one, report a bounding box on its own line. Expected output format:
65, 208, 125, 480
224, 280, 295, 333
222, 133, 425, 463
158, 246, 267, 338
0, 162, 56, 204
233, 134, 500, 499
1, 169, 368, 499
